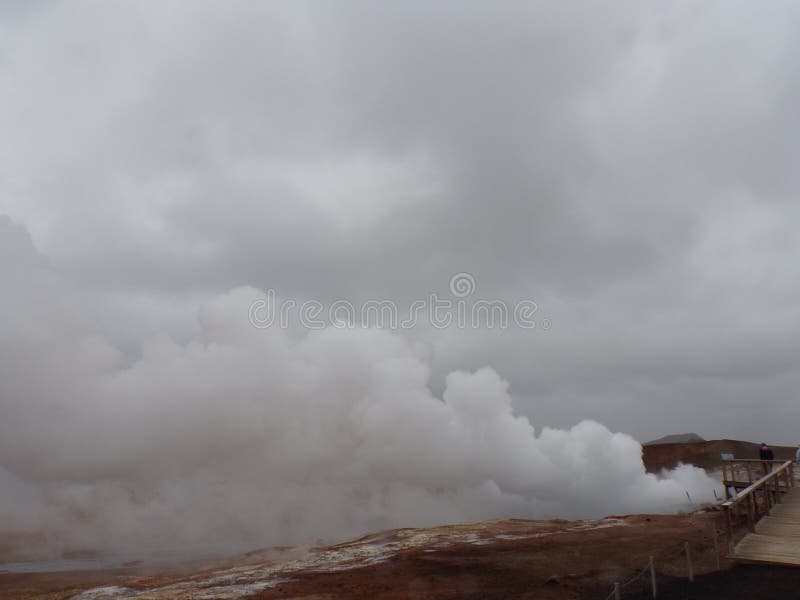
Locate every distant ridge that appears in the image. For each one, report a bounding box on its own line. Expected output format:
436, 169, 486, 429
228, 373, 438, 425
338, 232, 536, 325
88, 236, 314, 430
644, 433, 705, 446
642, 438, 796, 473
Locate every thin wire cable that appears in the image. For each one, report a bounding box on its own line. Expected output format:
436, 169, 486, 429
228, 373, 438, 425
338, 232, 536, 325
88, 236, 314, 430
602, 559, 653, 598
600, 531, 726, 598
619, 561, 651, 588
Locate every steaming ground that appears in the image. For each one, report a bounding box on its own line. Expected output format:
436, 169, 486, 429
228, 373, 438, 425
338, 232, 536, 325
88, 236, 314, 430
0, 216, 719, 559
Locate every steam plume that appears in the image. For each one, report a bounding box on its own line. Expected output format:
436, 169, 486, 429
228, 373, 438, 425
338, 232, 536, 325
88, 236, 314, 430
0, 217, 718, 558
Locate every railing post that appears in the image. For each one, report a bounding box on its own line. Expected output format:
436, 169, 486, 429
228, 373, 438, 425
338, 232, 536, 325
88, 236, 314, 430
764, 481, 771, 514
723, 460, 730, 500
725, 505, 734, 555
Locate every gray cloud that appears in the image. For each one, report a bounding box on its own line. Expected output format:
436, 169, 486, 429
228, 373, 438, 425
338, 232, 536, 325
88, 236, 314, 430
4, 2, 800, 438
1, 0, 800, 555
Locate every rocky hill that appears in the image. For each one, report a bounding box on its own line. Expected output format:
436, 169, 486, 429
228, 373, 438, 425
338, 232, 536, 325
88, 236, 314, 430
642, 439, 795, 473
645, 433, 705, 445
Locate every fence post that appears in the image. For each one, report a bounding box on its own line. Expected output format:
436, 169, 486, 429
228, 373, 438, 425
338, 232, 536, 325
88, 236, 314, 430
684, 542, 694, 582
649, 555, 657, 598
712, 524, 721, 570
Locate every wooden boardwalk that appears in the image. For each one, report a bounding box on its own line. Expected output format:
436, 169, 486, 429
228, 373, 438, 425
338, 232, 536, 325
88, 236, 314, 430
733, 469, 800, 565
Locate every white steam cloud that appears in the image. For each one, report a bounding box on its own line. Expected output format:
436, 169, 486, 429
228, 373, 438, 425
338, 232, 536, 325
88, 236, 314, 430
0, 216, 718, 558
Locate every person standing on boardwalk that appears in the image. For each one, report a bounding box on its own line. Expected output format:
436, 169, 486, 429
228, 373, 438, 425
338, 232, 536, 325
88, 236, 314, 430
760, 442, 775, 474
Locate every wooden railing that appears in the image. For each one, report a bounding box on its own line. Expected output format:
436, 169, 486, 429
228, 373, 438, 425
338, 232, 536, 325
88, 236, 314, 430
721, 458, 788, 497
721, 459, 794, 554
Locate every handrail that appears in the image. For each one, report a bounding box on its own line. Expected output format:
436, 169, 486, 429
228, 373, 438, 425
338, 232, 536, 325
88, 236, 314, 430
722, 460, 794, 555
722, 461, 793, 508
722, 458, 787, 464
720, 458, 793, 494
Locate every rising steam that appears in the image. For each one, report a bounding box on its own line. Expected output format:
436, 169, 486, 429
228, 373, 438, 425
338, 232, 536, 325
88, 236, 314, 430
0, 216, 718, 559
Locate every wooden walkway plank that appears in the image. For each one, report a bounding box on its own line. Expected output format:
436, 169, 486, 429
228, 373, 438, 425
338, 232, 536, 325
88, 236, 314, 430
734, 482, 800, 566
756, 519, 800, 537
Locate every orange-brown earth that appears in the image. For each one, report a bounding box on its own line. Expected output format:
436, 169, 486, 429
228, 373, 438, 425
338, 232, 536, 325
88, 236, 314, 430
0, 511, 728, 599
4, 438, 789, 599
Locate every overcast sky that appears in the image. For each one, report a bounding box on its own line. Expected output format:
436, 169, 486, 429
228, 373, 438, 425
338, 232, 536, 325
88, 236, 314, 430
3, 1, 800, 445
